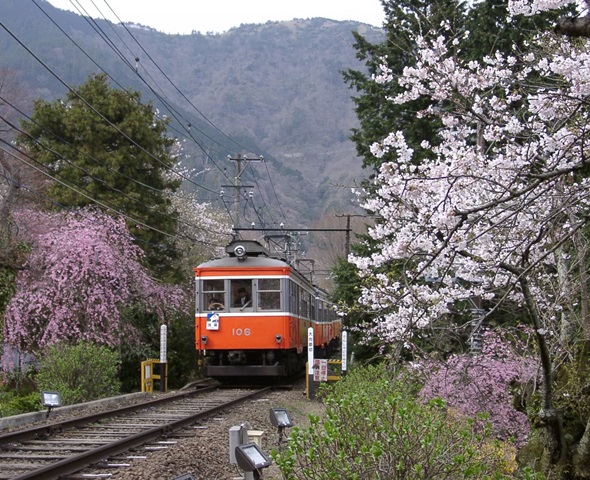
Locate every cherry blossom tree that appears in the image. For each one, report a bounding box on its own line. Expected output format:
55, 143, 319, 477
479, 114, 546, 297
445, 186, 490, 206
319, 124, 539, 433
3, 207, 186, 353
350, 0, 590, 473
419, 329, 538, 447
168, 187, 232, 279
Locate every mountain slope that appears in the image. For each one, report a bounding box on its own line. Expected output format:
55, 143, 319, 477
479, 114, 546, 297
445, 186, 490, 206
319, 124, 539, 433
0, 0, 383, 227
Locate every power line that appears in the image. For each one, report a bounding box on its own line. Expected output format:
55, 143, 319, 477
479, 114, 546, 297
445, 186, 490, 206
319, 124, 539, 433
42, 0, 241, 179
0, 137, 230, 248
74, 0, 286, 223
30, 0, 272, 216
2, 7, 289, 236
0, 18, 217, 195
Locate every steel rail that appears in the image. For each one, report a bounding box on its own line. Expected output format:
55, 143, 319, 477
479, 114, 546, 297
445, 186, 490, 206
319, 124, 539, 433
4, 386, 271, 480
0, 385, 217, 446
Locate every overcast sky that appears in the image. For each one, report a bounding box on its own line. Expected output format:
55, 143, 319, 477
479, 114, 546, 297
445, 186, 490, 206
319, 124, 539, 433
45, 0, 385, 35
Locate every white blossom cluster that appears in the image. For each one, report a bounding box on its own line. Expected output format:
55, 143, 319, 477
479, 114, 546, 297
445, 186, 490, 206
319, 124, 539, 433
508, 0, 582, 16
351, 7, 590, 343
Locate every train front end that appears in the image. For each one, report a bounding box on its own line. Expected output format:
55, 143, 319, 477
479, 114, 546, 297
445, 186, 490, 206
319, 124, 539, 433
194, 240, 300, 377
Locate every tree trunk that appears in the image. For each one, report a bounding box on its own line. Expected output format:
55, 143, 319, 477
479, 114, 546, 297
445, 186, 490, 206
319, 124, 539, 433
520, 276, 569, 470
555, 16, 590, 38
575, 417, 590, 478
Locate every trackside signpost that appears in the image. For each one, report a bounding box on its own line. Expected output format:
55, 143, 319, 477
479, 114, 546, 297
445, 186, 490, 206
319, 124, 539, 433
342, 330, 347, 376
307, 327, 316, 399
160, 324, 167, 392
306, 328, 348, 399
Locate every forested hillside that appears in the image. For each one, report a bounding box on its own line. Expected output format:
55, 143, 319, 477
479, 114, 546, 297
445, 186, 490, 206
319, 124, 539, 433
0, 0, 383, 227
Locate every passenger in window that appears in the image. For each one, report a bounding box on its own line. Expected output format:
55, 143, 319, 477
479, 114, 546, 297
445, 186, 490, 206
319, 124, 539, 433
233, 287, 251, 307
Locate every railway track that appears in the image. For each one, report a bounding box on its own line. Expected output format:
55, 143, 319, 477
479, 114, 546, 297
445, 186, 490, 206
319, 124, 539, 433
0, 384, 272, 480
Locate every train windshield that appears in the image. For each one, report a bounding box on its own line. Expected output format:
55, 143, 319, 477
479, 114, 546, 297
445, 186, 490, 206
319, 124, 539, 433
231, 279, 252, 308
203, 279, 225, 311
258, 278, 281, 310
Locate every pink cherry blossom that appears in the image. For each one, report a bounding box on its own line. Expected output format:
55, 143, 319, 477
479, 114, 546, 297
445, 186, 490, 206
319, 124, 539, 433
3, 207, 187, 352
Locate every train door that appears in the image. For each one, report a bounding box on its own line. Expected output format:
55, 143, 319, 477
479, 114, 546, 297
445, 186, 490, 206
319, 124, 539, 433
289, 280, 303, 351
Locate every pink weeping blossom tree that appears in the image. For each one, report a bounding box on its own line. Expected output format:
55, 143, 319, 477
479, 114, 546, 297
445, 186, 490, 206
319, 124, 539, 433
349, 0, 590, 473
3, 207, 186, 353
419, 329, 538, 447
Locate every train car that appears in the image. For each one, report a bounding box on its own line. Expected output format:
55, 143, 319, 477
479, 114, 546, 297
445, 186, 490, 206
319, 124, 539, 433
194, 239, 340, 377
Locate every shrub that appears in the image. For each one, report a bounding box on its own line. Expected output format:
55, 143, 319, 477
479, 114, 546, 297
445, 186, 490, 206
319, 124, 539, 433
118, 309, 198, 392
0, 391, 41, 417
273, 364, 544, 479
36, 341, 121, 405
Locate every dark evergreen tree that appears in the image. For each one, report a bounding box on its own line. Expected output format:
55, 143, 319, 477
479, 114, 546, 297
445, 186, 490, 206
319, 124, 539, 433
462, 0, 569, 60
17, 73, 181, 280
343, 0, 565, 174
343, 0, 465, 174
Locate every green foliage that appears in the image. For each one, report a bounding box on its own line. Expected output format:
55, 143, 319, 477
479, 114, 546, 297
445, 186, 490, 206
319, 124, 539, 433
3, 1, 386, 229
0, 365, 41, 417
331, 257, 381, 362
344, 0, 565, 176
17, 73, 181, 280
118, 307, 198, 392
0, 391, 41, 417
36, 341, 121, 405
0, 234, 31, 337
343, 0, 463, 174
0, 265, 17, 331
526, 345, 590, 448
165, 312, 199, 388
273, 365, 543, 479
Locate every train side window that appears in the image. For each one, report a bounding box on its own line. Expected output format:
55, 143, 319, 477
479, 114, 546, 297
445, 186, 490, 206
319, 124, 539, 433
203, 279, 225, 311
258, 278, 281, 310
289, 281, 299, 316
301, 291, 312, 320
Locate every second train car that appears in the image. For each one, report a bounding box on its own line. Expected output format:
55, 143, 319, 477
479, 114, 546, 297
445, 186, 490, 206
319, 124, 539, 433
194, 239, 340, 377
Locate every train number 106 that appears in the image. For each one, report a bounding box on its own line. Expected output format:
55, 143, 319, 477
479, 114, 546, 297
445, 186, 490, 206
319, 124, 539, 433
232, 328, 251, 336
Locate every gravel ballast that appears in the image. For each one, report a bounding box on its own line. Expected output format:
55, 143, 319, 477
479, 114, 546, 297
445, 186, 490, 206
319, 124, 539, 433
112, 382, 322, 480
1, 380, 324, 480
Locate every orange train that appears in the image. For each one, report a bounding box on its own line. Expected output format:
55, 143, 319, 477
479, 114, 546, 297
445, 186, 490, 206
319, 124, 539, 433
194, 239, 341, 377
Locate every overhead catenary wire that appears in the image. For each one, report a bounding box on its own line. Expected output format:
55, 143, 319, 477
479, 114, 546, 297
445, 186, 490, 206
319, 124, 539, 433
31, 0, 267, 211
2, 5, 290, 235
0, 19, 216, 194
0, 140, 229, 250
35, 0, 240, 178
61, 0, 288, 225
101, 0, 251, 152
0, 98, 232, 237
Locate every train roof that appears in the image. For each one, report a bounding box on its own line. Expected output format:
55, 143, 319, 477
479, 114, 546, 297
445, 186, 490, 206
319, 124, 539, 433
197, 255, 289, 269
196, 240, 326, 292
197, 239, 290, 270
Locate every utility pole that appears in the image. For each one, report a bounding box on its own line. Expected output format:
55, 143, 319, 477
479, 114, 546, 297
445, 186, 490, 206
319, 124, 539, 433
222, 154, 263, 228
335, 213, 366, 257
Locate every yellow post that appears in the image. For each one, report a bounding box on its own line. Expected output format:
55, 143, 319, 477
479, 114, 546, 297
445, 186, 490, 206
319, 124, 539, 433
141, 358, 168, 393
141, 359, 154, 393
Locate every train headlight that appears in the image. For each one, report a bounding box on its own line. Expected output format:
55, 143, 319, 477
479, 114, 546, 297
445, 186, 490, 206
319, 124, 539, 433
275, 334, 282, 344
201, 335, 208, 344
234, 244, 246, 260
